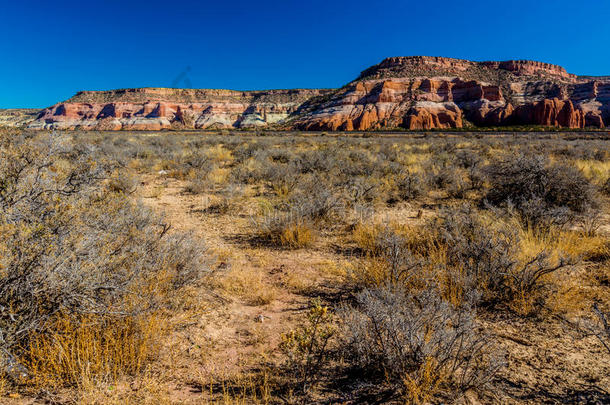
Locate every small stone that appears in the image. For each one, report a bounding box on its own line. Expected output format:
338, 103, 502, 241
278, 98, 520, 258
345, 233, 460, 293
254, 314, 266, 323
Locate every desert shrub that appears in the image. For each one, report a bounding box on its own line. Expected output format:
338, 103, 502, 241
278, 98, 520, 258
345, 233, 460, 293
341, 176, 381, 206
279, 220, 316, 248
483, 154, 598, 228
338, 286, 503, 403
266, 161, 301, 196
350, 221, 385, 253
107, 170, 139, 194
254, 207, 316, 248
280, 299, 335, 392
446, 173, 469, 198
183, 150, 214, 172
430, 206, 570, 311
231, 148, 300, 189
0, 133, 207, 385
339, 150, 378, 177
230, 156, 267, 185
350, 225, 425, 288
393, 170, 427, 201
181, 152, 217, 191
455, 149, 485, 190
352, 207, 572, 313
422, 158, 465, 194
203, 184, 244, 214
205, 144, 233, 166
575, 207, 604, 237
268, 148, 296, 164
294, 149, 336, 174
253, 179, 343, 248
289, 179, 345, 224
185, 176, 209, 194
428, 141, 458, 155
231, 142, 260, 163
455, 149, 483, 170
432, 207, 518, 304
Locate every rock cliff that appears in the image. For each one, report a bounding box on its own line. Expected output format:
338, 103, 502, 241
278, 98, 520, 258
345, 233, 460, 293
0, 109, 39, 128
29, 57, 610, 130
29, 88, 332, 130
291, 57, 610, 130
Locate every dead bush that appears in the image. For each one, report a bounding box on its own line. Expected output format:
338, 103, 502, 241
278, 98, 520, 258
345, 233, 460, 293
393, 170, 427, 202
484, 154, 598, 228
338, 286, 503, 403
423, 158, 467, 197
0, 133, 208, 385
22, 314, 163, 387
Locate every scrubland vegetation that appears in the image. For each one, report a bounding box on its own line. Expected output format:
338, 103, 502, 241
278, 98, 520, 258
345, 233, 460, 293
0, 128, 608, 404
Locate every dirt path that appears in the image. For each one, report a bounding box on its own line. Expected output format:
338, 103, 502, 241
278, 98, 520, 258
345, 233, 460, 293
138, 174, 344, 401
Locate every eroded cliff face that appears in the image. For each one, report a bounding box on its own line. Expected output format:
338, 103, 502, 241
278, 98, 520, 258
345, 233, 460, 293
292, 57, 610, 130
0, 109, 39, 128
29, 88, 332, 130
29, 57, 610, 130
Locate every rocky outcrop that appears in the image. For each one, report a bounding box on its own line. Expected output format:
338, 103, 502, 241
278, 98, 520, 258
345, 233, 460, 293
0, 109, 39, 128
28, 57, 610, 131
29, 88, 332, 130
292, 57, 610, 130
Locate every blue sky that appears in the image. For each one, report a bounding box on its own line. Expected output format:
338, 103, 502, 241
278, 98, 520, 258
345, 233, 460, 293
2, 0, 610, 108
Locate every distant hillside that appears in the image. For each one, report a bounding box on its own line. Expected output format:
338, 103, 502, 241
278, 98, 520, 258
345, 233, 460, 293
0, 109, 39, 128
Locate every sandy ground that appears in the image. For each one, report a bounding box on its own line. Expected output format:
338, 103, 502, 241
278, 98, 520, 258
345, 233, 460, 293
136, 174, 609, 404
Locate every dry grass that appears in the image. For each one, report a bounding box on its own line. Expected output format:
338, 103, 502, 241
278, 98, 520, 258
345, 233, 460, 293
575, 158, 610, 186
24, 314, 164, 389
205, 370, 273, 405
206, 145, 234, 165
279, 222, 316, 248
219, 265, 278, 306
208, 167, 231, 185
402, 357, 445, 405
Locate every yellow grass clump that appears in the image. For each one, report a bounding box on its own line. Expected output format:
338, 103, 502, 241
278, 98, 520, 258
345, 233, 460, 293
279, 222, 315, 249
23, 313, 163, 389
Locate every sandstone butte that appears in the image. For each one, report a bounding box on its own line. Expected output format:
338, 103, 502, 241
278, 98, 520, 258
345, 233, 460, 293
28, 56, 610, 131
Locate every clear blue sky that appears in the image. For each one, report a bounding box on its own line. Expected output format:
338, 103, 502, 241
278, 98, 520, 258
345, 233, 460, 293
2, 0, 610, 108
